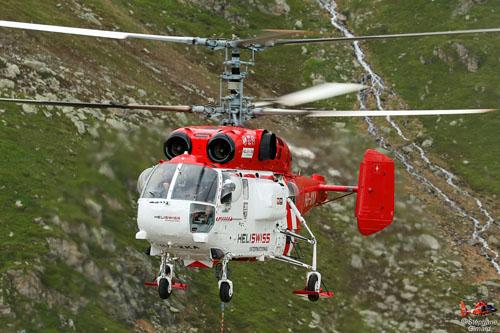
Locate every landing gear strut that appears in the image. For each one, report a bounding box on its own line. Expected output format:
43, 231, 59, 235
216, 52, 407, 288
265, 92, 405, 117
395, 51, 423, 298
144, 252, 187, 298
271, 198, 333, 301
217, 253, 233, 303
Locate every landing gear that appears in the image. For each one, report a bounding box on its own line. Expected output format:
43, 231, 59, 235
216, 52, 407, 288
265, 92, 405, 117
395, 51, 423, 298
217, 253, 233, 303
158, 252, 173, 299
219, 281, 232, 303
271, 198, 333, 301
144, 252, 187, 297
158, 278, 171, 299
306, 272, 320, 302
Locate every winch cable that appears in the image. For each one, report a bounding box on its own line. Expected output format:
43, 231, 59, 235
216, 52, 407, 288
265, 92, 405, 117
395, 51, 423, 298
220, 302, 225, 333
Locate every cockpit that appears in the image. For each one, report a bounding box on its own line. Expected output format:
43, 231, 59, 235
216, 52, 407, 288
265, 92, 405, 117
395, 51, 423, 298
141, 163, 218, 203
140, 163, 219, 233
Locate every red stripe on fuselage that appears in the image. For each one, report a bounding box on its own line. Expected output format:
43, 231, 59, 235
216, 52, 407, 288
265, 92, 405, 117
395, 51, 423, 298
283, 204, 294, 256
186, 261, 210, 268
286, 204, 293, 230
294, 215, 301, 234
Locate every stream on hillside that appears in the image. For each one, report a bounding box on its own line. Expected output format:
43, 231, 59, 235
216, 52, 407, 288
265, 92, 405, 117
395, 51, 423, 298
317, 0, 500, 274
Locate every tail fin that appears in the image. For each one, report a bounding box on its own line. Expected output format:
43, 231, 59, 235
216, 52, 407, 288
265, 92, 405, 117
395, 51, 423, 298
355, 150, 395, 236
461, 301, 467, 316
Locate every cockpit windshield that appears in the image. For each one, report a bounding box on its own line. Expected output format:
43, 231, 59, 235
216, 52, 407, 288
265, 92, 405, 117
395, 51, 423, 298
141, 163, 178, 199
141, 164, 219, 202
171, 164, 218, 203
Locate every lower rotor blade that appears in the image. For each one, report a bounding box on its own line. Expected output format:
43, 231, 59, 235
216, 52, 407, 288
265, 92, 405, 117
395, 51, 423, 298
0, 98, 192, 112
305, 109, 496, 117
255, 83, 366, 107
259, 108, 496, 117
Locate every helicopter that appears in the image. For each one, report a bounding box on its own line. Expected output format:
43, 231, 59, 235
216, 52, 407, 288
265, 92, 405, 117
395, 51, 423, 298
461, 300, 498, 316
0, 19, 498, 303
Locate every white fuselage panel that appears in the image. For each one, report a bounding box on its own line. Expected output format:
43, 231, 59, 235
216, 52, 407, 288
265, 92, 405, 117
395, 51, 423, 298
136, 168, 291, 263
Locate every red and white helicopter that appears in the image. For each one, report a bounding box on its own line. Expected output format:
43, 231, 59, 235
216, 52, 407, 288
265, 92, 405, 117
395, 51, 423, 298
0, 20, 498, 303
461, 300, 498, 316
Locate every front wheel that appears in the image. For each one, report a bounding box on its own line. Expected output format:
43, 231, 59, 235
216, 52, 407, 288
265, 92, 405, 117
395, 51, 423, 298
219, 282, 232, 303
158, 278, 172, 299
307, 274, 319, 302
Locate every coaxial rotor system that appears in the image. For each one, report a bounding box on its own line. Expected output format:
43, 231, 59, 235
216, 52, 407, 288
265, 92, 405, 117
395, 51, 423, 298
0, 20, 498, 126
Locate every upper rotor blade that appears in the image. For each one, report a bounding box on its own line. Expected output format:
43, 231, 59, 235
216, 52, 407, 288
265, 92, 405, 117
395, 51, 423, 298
0, 98, 193, 112
255, 83, 367, 107
259, 108, 496, 117
236, 29, 315, 47
0, 20, 196, 44
274, 28, 500, 46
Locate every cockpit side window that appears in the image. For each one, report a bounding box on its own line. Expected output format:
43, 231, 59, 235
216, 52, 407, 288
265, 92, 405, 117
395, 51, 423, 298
190, 203, 215, 233
171, 164, 219, 203
141, 163, 178, 199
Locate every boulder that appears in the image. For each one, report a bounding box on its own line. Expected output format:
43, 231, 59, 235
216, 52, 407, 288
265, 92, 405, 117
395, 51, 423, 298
419, 234, 441, 250
351, 254, 363, 269
422, 139, 433, 148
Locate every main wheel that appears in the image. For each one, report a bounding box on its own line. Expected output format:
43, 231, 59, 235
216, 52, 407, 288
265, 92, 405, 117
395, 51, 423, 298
219, 282, 232, 303
307, 274, 319, 302
158, 278, 172, 299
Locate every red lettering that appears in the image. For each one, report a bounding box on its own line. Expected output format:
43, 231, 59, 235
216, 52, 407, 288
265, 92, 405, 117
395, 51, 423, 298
251, 234, 256, 244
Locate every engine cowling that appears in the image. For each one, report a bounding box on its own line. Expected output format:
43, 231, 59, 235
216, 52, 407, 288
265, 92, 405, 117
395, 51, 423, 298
166, 126, 292, 174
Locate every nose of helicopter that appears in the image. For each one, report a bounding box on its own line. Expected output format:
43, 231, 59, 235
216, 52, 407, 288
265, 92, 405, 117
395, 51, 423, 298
136, 198, 192, 244
136, 198, 216, 247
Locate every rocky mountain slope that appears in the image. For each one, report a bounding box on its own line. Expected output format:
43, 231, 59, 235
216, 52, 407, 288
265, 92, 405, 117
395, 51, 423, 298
1, 0, 499, 332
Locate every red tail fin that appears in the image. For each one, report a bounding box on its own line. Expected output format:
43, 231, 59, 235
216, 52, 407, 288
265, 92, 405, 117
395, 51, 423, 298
355, 150, 395, 236
461, 301, 468, 316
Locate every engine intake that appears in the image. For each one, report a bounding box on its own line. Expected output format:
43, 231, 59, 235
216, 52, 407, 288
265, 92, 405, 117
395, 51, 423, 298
164, 132, 192, 160
207, 134, 235, 164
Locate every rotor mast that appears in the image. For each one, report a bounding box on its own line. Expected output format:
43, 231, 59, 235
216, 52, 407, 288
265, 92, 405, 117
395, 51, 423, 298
219, 46, 256, 127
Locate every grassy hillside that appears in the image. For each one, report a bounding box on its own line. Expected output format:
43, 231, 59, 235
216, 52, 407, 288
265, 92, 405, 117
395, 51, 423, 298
1, 0, 499, 332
